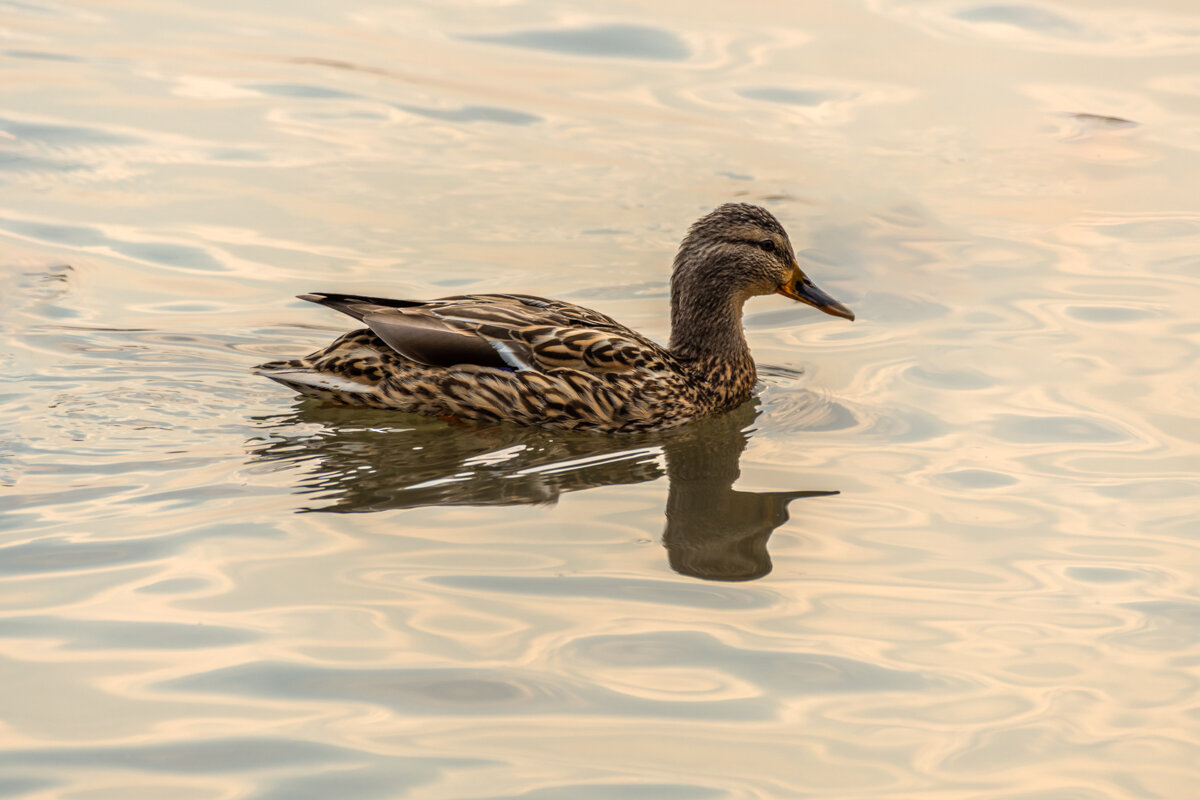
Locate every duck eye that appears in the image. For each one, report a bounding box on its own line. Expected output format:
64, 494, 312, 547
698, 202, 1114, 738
756, 240, 776, 254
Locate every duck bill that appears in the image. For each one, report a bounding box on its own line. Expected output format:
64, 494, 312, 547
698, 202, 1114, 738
776, 263, 855, 321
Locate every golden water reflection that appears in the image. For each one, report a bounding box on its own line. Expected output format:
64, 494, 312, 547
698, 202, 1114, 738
249, 399, 838, 581
5, 0, 1200, 796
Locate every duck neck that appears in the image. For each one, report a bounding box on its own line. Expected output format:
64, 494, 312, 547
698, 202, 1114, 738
668, 267, 756, 406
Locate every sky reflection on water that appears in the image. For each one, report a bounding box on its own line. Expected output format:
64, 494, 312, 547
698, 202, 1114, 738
2, 0, 1200, 798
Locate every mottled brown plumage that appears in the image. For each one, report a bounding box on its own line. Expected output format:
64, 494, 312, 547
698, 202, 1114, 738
256, 203, 854, 433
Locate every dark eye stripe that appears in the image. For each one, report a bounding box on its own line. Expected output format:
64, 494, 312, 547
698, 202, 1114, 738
756, 239, 776, 253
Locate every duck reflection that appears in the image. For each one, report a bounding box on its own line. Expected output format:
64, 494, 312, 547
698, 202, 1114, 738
248, 400, 836, 581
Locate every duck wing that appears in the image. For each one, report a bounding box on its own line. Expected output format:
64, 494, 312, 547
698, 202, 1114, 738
299, 292, 670, 374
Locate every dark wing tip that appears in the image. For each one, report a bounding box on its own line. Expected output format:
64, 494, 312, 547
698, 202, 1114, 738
297, 293, 327, 303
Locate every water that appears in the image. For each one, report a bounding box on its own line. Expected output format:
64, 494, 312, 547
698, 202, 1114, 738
3, 0, 1199, 797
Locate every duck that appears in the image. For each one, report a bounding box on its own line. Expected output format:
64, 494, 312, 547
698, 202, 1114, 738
255, 202, 854, 433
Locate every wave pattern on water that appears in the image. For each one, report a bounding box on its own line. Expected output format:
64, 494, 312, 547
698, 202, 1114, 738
2, 1, 1200, 799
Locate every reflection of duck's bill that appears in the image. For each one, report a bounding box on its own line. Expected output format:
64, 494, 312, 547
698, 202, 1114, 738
776, 490, 840, 499
776, 261, 855, 321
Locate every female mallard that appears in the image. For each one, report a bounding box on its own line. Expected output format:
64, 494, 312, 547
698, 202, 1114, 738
256, 203, 854, 433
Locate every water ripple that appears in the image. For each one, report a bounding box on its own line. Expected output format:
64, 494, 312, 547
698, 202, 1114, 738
160, 662, 777, 721
428, 575, 773, 609
462, 24, 691, 61
3, 3, 1200, 798
872, 0, 1200, 56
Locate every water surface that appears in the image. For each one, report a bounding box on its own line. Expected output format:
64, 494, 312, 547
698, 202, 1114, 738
3, 0, 1200, 797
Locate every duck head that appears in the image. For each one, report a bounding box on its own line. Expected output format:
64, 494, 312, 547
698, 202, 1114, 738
673, 202, 854, 321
